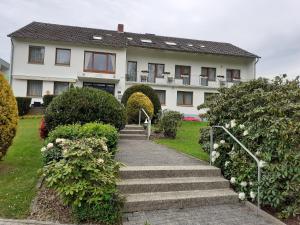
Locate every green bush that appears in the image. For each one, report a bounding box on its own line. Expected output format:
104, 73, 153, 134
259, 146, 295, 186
44, 87, 126, 131
198, 76, 300, 218
16, 97, 31, 116
43, 123, 118, 164
126, 92, 154, 124
42, 138, 123, 224
43, 95, 56, 107
0, 73, 18, 159
158, 110, 183, 138
122, 84, 161, 120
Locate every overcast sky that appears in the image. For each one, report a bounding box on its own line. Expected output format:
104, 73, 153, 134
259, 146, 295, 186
1, 0, 300, 79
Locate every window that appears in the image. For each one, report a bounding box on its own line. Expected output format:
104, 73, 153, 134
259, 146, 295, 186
55, 48, 71, 65
204, 92, 219, 103
177, 91, 193, 106
127, 61, 137, 81
226, 69, 240, 82
83, 82, 115, 95
84, 51, 116, 73
28, 46, 45, 64
155, 90, 166, 105
175, 65, 191, 85
148, 63, 164, 83
27, 80, 43, 97
201, 67, 216, 81
54, 82, 69, 95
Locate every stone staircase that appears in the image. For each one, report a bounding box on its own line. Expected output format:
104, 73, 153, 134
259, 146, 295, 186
118, 165, 238, 212
119, 125, 147, 140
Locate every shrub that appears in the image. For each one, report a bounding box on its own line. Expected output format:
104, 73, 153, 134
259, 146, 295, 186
158, 110, 183, 138
0, 73, 18, 159
122, 84, 161, 120
126, 92, 154, 124
44, 87, 126, 131
198, 76, 300, 218
43, 95, 56, 107
16, 97, 31, 116
39, 117, 48, 139
42, 138, 123, 224
42, 123, 118, 164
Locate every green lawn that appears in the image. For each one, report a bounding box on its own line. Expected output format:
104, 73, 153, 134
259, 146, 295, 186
0, 118, 42, 218
155, 121, 209, 161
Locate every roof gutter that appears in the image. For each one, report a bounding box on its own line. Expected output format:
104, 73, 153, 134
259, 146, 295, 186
9, 38, 14, 85
254, 57, 260, 80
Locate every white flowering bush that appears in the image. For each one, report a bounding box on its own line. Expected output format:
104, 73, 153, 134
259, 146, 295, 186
199, 76, 300, 218
42, 138, 123, 224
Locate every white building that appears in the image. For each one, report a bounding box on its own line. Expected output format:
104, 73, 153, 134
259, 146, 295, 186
8, 22, 259, 115
0, 58, 10, 81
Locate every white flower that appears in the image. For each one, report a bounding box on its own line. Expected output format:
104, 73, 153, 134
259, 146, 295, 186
240, 181, 247, 187
211, 151, 217, 157
255, 151, 260, 156
47, 143, 54, 149
40, 147, 47, 152
239, 124, 245, 129
211, 157, 216, 163
55, 138, 66, 144
225, 161, 230, 167
250, 191, 256, 199
243, 130, 249, 136
97, 158, 104, 164
213, 143, 219, 149
232, 146, 235, 151
259, 160, 267, 168
215, 152, 220, 158
220, 140, 225, 144
230, 119, 236, 128
230, 177, 236, 184
249, 181, 253, 186
239, 192, 246, 201
225, 123, 230, 129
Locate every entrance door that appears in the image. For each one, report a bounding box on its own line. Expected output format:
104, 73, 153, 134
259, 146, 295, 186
83, 82, 115, 95
148, 63, 164, 83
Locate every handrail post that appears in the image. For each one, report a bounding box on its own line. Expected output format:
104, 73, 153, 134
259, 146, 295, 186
138, 109, 141, 126
148, 119, 151, 140
257, 166, 261, 210
209, 127, 213, 165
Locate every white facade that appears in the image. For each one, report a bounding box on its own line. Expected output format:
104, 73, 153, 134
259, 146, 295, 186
10, 38, 256, 114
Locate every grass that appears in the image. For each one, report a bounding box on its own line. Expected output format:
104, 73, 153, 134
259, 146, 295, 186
0, 117, 43, 219
155, 121, 209, 161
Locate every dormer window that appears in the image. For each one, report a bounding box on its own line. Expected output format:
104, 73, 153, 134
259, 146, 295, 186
187, 44, 193, 47
92, 35, 102, 40
165, 41, 177, 46
127, 37, 133, 40
141, 39, 152, 43
200, 45, 206, 48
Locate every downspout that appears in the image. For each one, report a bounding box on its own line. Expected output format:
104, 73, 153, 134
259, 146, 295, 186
254, 57, 260, 80
9, 38, 14, 86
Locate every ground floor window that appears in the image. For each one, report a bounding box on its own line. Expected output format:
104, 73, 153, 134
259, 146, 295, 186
54, 82, 69, 95
27, 80, 43, 97
177, 91, 193, 106
155, 90, 166, 105
83, 82, 115, 95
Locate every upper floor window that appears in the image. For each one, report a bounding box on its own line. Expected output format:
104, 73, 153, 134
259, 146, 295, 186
148, 63, 164, 83
177, 91, 193, 106
226, 69, 240, 82
127, 61, 137, 81
84, 51, 116, 73
55, 48, 71, 66
155, 90, 166, 105
54, 82, 69, 95
175, 65, 191, 85
28, 46, 45, 64
201, 67, 216, 81
27, 80, 43, 97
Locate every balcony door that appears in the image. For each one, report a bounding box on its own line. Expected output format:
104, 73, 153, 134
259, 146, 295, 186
148, 63, 164, 83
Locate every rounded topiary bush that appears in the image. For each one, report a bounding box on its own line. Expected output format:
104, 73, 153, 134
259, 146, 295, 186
44, 87, 126, 131
122, 84, 161, 120
0, 73, 18, 160
126, 92, 154, 124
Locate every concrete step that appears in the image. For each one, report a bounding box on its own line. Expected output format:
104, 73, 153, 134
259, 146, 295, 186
120, 129, 146, 135
123, 189, 238, 212
119, 134, 148, 140
119, 166, 220, 179
118, 176, 229, 194
124, 125, 144, 130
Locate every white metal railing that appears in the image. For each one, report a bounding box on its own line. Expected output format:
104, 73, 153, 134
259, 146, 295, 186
210, 125, 261, 211
138, 108, 151, 140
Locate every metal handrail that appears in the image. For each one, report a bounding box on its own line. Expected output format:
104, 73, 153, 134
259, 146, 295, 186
210, 125, 261, 211
138, 108, 151, 140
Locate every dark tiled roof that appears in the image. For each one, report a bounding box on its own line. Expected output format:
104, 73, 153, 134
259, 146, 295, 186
8, 22, 259, 58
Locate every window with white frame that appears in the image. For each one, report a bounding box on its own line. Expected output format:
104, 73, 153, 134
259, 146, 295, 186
27, 80, 43, 97
177, 91, 193, 106
54, 82, 69, 95
155, 90, 166, 105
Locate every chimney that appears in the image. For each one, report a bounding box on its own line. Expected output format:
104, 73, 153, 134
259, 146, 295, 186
117, 24, 124, 33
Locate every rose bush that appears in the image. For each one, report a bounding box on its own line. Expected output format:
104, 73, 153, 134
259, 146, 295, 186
199, 76, 300, 218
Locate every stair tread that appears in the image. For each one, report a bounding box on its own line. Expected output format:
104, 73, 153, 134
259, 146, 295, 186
119, 134, 147, 136
125, 189, 237, 202
120, 165, 218, 171
118, 176, 227, 185
120, 130, 145, 132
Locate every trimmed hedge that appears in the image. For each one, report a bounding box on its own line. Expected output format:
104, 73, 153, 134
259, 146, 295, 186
126, 92, 154, 124
0, 73, 18, 159
16, 97, 31, 116
121, 84, 161, 120
43, 95, 56, 107
44, 87, 126, 131
158, 110, 183, 138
